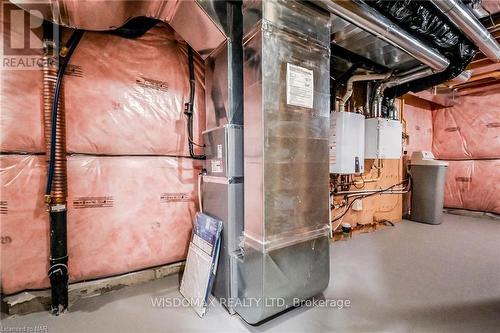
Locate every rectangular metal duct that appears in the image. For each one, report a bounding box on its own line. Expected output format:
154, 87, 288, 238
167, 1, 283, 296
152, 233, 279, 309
203, 0, 331, 324
234, 0, 331, 323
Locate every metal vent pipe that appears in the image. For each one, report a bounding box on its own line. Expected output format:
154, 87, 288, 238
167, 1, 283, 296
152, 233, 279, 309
431, 0, 500, 62
373, 67, 435, 117
316, 0, 450, 72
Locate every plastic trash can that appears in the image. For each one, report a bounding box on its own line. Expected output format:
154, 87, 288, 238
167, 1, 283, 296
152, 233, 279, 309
409, 151, 448, 225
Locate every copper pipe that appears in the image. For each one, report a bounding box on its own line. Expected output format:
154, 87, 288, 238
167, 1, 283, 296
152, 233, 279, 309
42, 55, 67, 204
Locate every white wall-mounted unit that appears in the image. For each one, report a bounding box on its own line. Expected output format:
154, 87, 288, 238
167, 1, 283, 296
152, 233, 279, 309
365, 118, 403, 159
330, 111, 365, 174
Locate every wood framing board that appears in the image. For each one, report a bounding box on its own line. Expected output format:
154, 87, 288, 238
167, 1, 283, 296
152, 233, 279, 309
332, 159, 403, 226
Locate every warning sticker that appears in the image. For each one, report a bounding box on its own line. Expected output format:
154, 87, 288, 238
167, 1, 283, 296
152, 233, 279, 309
286, 63, 314, 109
217, 144, 223, 159
73, 196, 114, 209
160, 193, 192, 203
211, 160, 223, 173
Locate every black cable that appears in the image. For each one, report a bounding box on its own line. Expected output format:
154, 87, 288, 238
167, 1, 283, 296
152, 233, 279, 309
184, 46, 206, 160
352, 174, 365, 189
45, 29, 84, 196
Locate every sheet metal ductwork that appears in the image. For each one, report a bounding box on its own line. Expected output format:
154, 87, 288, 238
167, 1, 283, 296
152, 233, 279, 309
355, 0, 476, 115
317, 0, 450, 72
430, 0, 500, 62
368, 0, 476, 80
316, 0, 478, 116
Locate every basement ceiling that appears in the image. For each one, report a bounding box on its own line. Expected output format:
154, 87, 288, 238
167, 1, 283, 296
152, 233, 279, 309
330, 15, 423, 72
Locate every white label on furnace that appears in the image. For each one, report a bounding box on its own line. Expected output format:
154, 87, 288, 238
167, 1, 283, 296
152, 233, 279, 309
211, 160, 223, 173
217, 144, 223, 159
286, 63, 314, 108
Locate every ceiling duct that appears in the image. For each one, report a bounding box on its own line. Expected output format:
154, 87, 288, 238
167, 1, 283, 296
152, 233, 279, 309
316, 0, 450, 72
362, 0, 476, 101
430, 0, 500, 62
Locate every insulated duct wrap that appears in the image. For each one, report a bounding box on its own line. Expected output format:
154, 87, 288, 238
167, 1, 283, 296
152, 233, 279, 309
432, 89, 500, 160
0, 154, 199, 294
443, 159, 500, 214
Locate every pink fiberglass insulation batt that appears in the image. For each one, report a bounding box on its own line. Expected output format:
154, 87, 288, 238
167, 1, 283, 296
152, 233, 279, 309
444, 159, 500, 214
403, 96, 433, 157
432, 89, 500, 160
65, 22, 205, 156
66, 155, 200, 281
0, 68, 44, 153
0, 11, 44, 153
0, 155, 49, 294
1, 154, 200, 294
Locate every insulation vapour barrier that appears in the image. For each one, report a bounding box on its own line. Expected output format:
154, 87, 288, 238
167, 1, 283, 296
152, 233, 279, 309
432, 90, 500, 160
0, 155, 48, 293
0, 64, 44, 153
403, 96, 433, 157
1, 154, 200, 294
443, 159, 500, 214
65, 22, 205, 156
0, 22, 205, 156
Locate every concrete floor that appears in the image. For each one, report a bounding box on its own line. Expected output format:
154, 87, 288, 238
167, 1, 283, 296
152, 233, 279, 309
2, 213, 500, 332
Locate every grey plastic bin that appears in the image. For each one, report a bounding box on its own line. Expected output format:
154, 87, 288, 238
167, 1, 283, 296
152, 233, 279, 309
409, 151, 448, 225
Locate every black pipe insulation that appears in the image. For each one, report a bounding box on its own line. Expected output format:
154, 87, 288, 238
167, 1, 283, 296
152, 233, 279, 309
48, 209, 69, 314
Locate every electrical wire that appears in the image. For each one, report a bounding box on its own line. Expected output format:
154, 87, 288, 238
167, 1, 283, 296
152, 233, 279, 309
331, 178, 411, 223
184, 46, 206, 160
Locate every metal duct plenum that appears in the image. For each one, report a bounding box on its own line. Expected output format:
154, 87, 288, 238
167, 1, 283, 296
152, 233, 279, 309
317, 0, 450, 72
430, 0, 500, 62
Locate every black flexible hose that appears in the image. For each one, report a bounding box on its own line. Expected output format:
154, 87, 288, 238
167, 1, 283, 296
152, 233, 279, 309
45, 30, 84, 196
